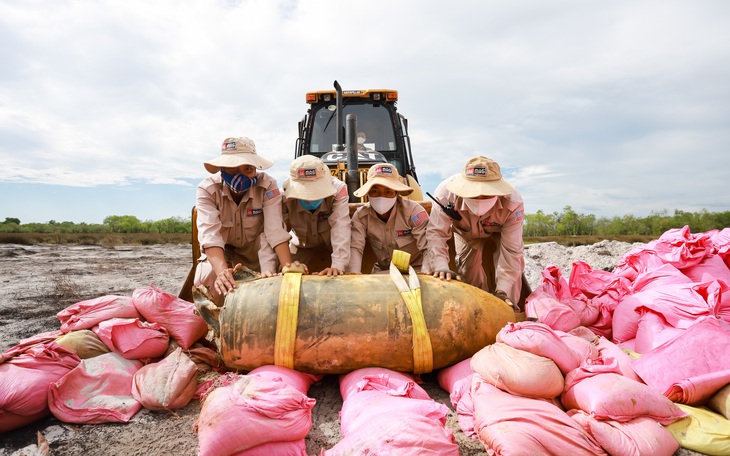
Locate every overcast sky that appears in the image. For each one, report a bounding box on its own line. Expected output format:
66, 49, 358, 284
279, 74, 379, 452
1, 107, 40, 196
1, 0, 729, 224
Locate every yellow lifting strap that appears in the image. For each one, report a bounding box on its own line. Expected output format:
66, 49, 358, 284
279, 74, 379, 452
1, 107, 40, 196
274, 271, 302, 369
389, 251, 434, 374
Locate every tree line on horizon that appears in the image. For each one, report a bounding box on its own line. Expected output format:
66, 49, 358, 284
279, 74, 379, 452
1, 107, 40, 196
1, 207, 728, 237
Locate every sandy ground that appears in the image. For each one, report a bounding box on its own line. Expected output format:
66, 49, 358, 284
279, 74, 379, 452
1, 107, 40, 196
0, 241, 700, 455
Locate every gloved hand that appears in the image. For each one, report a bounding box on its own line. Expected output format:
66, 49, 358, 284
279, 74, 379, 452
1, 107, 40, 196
492, 290, 520, 312
432, 269, 462, 281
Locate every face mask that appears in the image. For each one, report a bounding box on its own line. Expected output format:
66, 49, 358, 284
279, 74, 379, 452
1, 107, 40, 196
221, 171, 257, 194
464, 197, 497, 217
299, 199, 323, 211
370, 196, 397, 215
357, 137, 366, 145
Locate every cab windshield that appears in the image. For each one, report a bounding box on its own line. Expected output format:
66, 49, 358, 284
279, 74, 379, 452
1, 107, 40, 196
309, 103, 396, 154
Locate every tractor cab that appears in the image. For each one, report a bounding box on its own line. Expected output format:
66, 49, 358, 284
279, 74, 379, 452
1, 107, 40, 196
295, 84, 423, 202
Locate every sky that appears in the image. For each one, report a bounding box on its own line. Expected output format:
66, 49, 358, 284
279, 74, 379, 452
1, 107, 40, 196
1, 0, 729, 224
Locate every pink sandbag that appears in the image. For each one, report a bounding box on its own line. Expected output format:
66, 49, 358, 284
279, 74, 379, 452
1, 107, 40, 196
569, 261, 618, 299
196, 375, 315, 456
93, 317, 170, 360
614, 249, 666, 282
472, 375, 606, 456
0, 330, 63, 363
437, 359, 476, 438
631, 316, 730, 405
249, 365, 322, 395
631, 263, 692, 292
562, 357, 687, 425
339, 390, 450, 437
712, 228, 730, 267
49, 352, 143, 424
57, 295, 140, 333
239, 439, 308, 455
595, 337, 642, 382
681, 253, 730, 284
612, 280, 716, 343
497, 321, 590, 375
321, 411, 459, 456
131, 347, 197, 411
534, 264, 573, 302
634, 311, 684, 354
131, 284, 207, 349
437, 358, 472, 406
525, 290, 581, 332
643, 225, 713, 269
0, 342, 80, 432
569, 409, 679, 456
471, 342, 564, 399
338, 367, 429, 401
637, 280, 724, 329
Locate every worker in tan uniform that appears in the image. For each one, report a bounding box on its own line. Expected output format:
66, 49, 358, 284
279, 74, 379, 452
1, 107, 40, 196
194, 136, 294, 305
426, 156, 525, 310
259, 155, 350, 276
349, 163, 430, 273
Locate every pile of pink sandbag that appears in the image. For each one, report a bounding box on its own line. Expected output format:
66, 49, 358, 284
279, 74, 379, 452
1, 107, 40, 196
322, 367, 459, 455
439, 321, 685, 455
497, 226, 730, 454
1, 284, 219, 432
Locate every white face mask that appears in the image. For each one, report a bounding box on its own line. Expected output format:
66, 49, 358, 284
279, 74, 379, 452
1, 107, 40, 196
369, 196, 397, 215
464, 197, 497, 217
357, 136, 366, 145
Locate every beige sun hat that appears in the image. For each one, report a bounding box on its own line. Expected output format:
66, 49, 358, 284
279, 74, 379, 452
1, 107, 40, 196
353, 163, 413, 198
204, 137, 274, 174
282, 155, 337, 201
446, 156, 514, 198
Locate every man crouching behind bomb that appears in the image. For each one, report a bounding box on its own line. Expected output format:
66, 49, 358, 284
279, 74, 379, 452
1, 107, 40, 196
426, 156, 525, 311
194, 137, 296, 306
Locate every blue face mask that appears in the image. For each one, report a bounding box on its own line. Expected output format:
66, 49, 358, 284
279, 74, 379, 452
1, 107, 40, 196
299, 199, 323, 211
221, 171, 257, 194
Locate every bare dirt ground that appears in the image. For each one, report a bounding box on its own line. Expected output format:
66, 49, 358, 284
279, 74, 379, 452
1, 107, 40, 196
0, 241, 699, 455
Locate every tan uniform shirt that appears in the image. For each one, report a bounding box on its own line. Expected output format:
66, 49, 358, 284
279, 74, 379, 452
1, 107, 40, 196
260, 177, 351, 272
426, 174, 525, 303
195, 173, 290, 281
349, 197, 430, 273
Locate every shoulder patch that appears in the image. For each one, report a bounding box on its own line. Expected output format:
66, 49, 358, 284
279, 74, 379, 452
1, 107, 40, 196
265, 188, 280, 200
514, 210, 523, 222
335, 185, 348, 200
411, 210, 429, 226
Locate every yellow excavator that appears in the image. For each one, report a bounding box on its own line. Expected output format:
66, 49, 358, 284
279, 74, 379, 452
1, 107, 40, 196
179, 81, 531, 306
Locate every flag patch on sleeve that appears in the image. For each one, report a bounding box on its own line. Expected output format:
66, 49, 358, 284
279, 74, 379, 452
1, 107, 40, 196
514, 210, 523, 222
336, 185, 348, 200
411, 210, 429, 225
265, 188, 280, 200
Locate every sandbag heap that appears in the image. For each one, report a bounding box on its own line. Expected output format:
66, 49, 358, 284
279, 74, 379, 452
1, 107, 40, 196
437, 226, 730, 455
0, 284, 218, 432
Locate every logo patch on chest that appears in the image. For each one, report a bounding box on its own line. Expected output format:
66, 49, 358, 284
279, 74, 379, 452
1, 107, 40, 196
396, 229, 412, 236
246, 208, 263, 216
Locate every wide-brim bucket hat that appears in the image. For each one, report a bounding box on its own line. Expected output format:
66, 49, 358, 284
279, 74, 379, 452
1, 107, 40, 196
446, 156, 514, 198
282, 155, 337, 201
204, 137, 274, 173
353, 163, 413, 198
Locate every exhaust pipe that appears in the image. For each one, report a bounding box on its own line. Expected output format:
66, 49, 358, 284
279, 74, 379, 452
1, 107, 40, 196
334, 80, 359, 202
